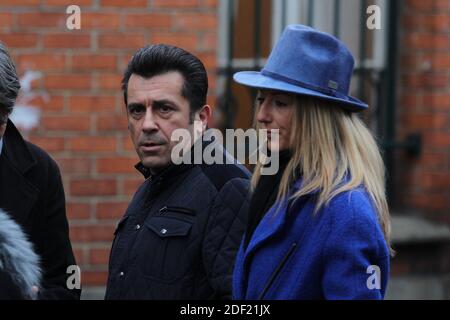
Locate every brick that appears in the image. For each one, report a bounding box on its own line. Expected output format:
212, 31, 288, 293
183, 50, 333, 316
97, 114, 128, 131
203, 0, 218, 8
123, 14, 172, 29
435, 0, 450, 10
174, 13, 217, 30
402, 73, 448, 89
89, 247, 111, 265
80, 271, 108, 286
69, 136, 117, 152
17, 54, 66, 71
123, 177, 142, 195
43, 33, 90, 48
0, 33, 38, 48
70, 179, 117, 196
97, 73, 123, 90
99, 34, 146, 49
72, 248, 85, 265
405, 0, 435, 12
402, 113, 448, 130
400, 94, 420, 110
97, 157, 138, 174
45, 74, 92, 90
70, 225, 115, 241
423, 94, 450, 110
69, 95, 117, 113
17, 13, 66, 28
409, 193, 449, 211
403, 14, 450, 32
201, 32, 217, 51
420, 153, 450, 169
0, 0, 39, 6
27, 95, 65, 112
0, 13, 13, 30
426, 132, 450, 148
196, 52, 216, 70
433, 54, 450, 69
28, 136, 65, 152
43, 0, 93, 6
100, 0, 146, 7
404, 33, 450, 50
56, 157, 92, 175
391, 260, 410, 275
67, 202, 91, 219
150, 33, 199, 52
152, 0, 200, 8
122, 136, 135, 152
422, 173, 450, 190
96, 201, 129, 219
81, 13, 121, 29
42, 115, 91, 131
72, 54, 117, 71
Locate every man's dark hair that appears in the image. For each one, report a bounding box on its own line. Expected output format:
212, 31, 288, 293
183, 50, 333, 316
0, 42, 20, 114
122, 44, 208, 114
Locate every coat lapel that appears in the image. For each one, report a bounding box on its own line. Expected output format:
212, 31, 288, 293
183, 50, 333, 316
244, 179, 304, 257
237, 179, 317, 298
0, 120, 39, 225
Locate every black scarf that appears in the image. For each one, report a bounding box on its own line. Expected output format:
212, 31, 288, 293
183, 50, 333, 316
243, 150, 292, 250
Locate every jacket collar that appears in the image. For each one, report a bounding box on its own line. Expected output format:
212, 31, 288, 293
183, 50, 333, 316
243, 178, 315, 256
134, 129, 219, 184
3, 119, 37, 175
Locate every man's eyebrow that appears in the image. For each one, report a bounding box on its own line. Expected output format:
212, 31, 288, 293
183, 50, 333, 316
127, 102, 145, 109
152, 99, 178, 106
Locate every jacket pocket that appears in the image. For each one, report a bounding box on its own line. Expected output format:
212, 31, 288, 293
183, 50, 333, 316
141, 215, 195, 281
258, 242, 298, 300
145, 216, 192, 238
158, 206, 196, 216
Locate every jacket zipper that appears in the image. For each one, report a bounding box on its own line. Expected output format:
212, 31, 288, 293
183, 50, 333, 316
257, 242, 298, 300
159, 206, 195, 216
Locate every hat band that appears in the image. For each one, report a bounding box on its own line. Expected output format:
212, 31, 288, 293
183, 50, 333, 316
261, 69, 348, 100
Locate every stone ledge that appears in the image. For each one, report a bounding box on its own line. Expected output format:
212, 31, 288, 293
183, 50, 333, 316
391, 214, 450, 245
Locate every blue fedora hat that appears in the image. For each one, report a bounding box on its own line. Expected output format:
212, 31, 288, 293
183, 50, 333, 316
233, 24, 368, 111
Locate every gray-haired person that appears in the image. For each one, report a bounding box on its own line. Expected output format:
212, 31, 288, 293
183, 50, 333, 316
0, 42, 80, 299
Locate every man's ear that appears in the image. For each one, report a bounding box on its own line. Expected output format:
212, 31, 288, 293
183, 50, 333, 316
196, 105, 212, 130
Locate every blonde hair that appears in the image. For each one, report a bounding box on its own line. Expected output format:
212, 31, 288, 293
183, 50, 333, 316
252, 95, 392, 253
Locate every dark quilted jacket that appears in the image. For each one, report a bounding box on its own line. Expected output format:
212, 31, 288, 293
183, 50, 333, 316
105, 139, 250, 300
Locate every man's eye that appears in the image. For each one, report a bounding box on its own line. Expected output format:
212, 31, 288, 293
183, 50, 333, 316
129, 107, 144, 116
158, 105, 172, 113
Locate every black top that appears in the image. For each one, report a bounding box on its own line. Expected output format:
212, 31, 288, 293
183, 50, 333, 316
105, 134, 251, 299
243, 150, 292, 250
0, 120, 80, 300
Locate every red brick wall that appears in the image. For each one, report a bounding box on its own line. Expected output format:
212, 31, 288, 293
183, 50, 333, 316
398, 0, 450, 224
0, 0, 218, 287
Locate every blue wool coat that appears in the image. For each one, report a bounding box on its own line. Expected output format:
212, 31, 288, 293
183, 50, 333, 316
233, 180, 390, 300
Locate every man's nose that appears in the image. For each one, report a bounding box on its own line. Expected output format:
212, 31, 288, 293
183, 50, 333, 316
142, 109, 158, 132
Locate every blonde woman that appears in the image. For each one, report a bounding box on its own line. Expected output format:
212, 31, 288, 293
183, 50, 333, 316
232, 25, 391, 300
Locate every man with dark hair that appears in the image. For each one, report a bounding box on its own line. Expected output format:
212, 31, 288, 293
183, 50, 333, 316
105, 44, 250, 299
0, 42, 80, 300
